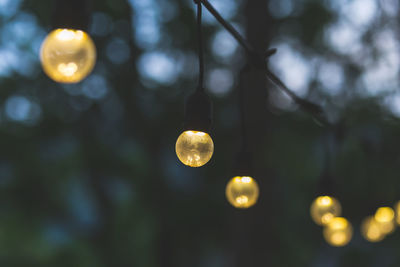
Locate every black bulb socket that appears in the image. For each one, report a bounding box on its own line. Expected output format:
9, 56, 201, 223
315, 172, 335, 197
183, 89, 212, 133
51, 0, 91, 31
230, 148, 253, 178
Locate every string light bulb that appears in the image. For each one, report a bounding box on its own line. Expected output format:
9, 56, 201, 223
225, 176, 259, 208
41, 0, 95, 83
310, 196, 342, 225
374, 207, 396, 235
40, 29, 96, 83
175, 130, 214, 167
323, 217, 353, 247
176, 85, 213, 167
361, 216, 385, 243
176, 3, 214, 167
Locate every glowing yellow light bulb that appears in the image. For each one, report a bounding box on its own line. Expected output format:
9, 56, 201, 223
310, 196, 342, 225
323, 217, 352, 247
361, 216, 385, 242
374, 207, 396, 235
40, 29, 96, 83
175, 130, 214, 167
225, 176, 259, 209
395, 201, 400, 225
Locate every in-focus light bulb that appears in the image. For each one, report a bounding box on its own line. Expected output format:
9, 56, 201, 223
40, 29, 96, 83
374, 207, 396, 235
225, 176, 259, 209
361, 216, 385, 242
323, 217, 353, 247
175, 130, 214, 167
310, 196, 342, 225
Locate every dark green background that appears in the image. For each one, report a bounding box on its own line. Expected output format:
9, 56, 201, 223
0, 0, 399, 266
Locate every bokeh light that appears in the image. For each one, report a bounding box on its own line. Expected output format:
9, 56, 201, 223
137, 51, 179, 85
225, 176, 259, 209
5, 95, 41, 124
0, 0, 22, 18
310, 196, 342, 226
91, 12, 114, 37
268, 0, 294, 19
40, 29, 96, 83
128, 0, 161, 49
317, 61, 344, 96
211, 30, 238, 60
82, 74, 109, 100
361, 216, 385, 243
341, 0, 377, 28
395, 201, 400, 225
206, 68, 234, 97
2, 0, 400, 265
374, 207, 396, 235
106, 38, 130, 64
269, 42, 311, 97
323, 217, 353, 247
325, 21, 362, 55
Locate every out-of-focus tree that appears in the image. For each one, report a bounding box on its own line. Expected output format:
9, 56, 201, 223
0, 0, 399, 266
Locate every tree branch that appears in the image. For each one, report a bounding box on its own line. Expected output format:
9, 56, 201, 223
197, 0, 329, 126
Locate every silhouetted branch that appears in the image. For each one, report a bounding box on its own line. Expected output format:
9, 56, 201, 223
197, 0, 329, 126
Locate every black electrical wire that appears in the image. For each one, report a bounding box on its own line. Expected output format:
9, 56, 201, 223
196, 1, 204, 91
200, 0, 253, 55
238, 66, 250, 150
52, 0, 91, 31
197, 0, 328, 126
317, 131, 336, 196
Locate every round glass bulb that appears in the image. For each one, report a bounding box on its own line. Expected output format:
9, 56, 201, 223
175, 130, 214, 167
225, 176, 259, 209
361, 216, 385, 242
310, 196, 342, 225
395, 201, 400, 225
323, 217, 353, 247
40, 29, 96, 83
374, 207, 396, 235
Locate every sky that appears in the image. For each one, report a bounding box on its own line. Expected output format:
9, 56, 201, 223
0, 0, 400, 120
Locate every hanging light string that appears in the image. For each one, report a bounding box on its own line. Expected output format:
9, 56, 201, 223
318, 132, 335, 194
52, 0, 91, 31
325, 132, 334, 173
199, 0, 253, 55
238, 65, 251, 150
196, 1, 205, 90
195, 0, 328, 126
318, 126, 343, 196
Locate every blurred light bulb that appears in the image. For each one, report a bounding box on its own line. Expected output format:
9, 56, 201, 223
395, 201, 400, 225
40, 29, 96, 83
175, 130, 214, 167
225, 176, 259, 209
323, 217, 353, 247
374, 207, 396, 235
310, 196, 342, 225
361, 216, 385, 242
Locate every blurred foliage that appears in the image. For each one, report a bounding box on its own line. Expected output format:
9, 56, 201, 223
0, 0, 400, 266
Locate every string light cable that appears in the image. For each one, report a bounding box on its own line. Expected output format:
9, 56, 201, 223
40, 0, 96, 83
310, 132, 343, 226
226, 65, 259, 209
196, 0, 328, 126
307, 130, 354, 247
175, 1, 214, 168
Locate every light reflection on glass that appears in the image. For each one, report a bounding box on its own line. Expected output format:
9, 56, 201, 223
175, 130, 214, 167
